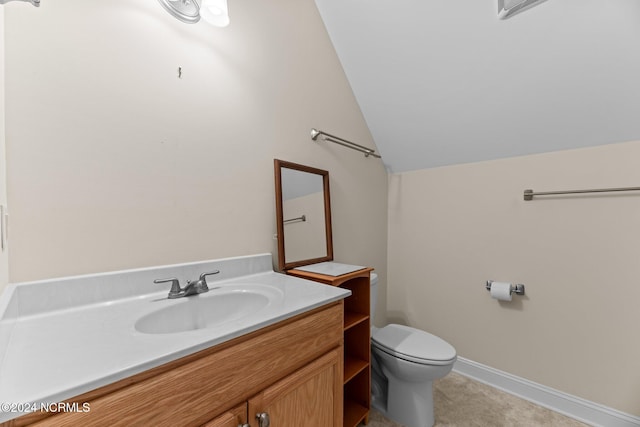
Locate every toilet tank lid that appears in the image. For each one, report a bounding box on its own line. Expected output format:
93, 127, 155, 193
372, 324, 456, 363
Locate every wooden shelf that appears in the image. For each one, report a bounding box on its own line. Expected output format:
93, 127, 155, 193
344, 312, 368, 330
344, 355, 368, 384
344, 399, 368, 427
287, 266, 372, 427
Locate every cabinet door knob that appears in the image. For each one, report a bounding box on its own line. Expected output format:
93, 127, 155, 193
238, 424, 250, 427
256, 412, 270, 427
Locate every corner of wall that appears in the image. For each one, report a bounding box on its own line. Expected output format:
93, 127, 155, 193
0, 5, 9, 293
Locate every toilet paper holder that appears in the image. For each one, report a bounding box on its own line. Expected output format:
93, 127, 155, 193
485, 280, 525, 295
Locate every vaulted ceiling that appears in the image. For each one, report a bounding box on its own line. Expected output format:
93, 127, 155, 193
314, 0, 640, 172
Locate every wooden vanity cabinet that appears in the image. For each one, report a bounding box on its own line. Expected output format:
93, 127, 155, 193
7, 302, 343, 427
248, 348, 342, 427
202, 404, 248, 427
206, 346, 342, 427
287, 267, 372, 427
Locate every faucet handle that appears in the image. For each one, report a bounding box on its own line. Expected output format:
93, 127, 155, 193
199, 270, 220, 283
154, 277, 182, 297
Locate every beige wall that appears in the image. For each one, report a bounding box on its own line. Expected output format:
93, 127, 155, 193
387, 140, 640, 416
0, 6, 7, 293
3, 0, 388, 296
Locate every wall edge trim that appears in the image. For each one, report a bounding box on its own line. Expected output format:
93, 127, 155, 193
453, 357, 640, 427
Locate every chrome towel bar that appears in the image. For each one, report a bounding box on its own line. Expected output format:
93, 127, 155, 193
311, 128, 381, 159
524, 186, 640, 201
284, 214, 306, 224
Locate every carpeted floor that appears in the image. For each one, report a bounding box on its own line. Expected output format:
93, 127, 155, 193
365, 372, 589, 427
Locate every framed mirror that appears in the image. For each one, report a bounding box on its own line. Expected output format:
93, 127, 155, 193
274, 159, 333, 271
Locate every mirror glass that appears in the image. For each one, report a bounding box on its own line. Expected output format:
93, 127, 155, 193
274, 159, 333, 271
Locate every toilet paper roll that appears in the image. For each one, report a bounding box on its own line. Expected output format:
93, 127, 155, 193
490, 282, 513, 301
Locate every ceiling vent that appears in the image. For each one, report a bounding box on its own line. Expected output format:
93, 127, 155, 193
498, 0, 547, 19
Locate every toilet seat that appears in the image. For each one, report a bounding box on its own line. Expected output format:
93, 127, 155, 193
372, 324, 456, 366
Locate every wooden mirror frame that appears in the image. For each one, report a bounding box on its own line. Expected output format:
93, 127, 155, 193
274, 159, 333, 271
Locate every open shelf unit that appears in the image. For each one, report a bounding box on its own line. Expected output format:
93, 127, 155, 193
287, 267, 372, 427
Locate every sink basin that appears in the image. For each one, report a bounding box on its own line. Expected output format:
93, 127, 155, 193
135, 284, 282, 334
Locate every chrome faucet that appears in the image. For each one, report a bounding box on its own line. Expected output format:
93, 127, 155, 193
154, 270, 220, 299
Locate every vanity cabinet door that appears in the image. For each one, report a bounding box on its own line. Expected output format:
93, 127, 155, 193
202, 403, 248, 427
248, 348, 342, 427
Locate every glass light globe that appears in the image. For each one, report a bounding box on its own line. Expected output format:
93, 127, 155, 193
199, 0, 230, 27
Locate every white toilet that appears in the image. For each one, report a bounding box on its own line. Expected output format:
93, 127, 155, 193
370, 273, 456, 427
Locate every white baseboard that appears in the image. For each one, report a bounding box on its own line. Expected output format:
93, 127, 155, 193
453, 357, 640, 427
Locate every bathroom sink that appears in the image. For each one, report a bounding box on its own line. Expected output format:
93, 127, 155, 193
135, 284, 282, 334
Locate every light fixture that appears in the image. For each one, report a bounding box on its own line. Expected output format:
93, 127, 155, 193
497, 0, 547, 19
157, 0, 229, 27
0, 0, 39, 6
199, 0, 230, 27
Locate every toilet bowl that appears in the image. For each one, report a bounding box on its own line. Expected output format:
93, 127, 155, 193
370, 273, 456, 427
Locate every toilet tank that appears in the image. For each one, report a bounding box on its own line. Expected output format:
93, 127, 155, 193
370, 273, 378, 318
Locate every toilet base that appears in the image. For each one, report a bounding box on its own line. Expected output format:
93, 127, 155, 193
372, 348, 454, 427
372, 366, 436, 427
371, 380, 435, 427
387, 376, 434, 427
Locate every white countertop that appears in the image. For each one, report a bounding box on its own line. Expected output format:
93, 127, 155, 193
294, 261, 366, 276
0, 254, 350, 422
